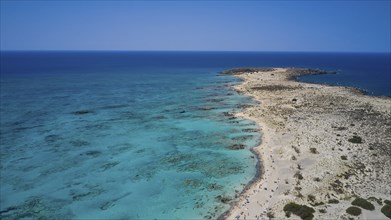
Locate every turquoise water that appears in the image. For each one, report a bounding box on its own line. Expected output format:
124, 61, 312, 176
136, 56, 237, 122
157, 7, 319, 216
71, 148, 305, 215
0, 67, 260, 219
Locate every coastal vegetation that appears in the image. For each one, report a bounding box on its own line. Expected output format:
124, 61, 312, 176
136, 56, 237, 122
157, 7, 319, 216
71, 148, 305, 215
346, 206, 362, 216
221, 68, 275, 75
294, 171, 304, 180
283, 202, 315, 220
328, 199, 339, 204
251, 85, 297, 91
307, 195, 316, 202
351, 197, 375, 210
368, 197, 383, 205
286, 68, 336, 76
348, 135, 363, 144
292, 146, 301, 154
266, 212, 275, 218
381, 204, 391, 219
319, 209, 326, 213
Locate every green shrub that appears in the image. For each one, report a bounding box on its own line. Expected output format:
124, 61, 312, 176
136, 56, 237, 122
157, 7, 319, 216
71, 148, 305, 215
328, 199, 339, 204
311, 202, 324, 207
310, 148, 318, 154
308, 194, 316, 202
341, 155, 347, 160
381, 204, 391, 219
352, 197, 375, 210
266, 211, 275, 219
292, 145, 300, 153
283, 202, 315, 220
348, 135, 362, 144
368, 197, 383, 205
294, 171, 304, 180
385, 200, 391, 205
346, 206, 361, 216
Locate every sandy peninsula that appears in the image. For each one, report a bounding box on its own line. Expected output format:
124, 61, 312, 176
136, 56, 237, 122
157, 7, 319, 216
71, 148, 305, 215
221, 68, 391, 220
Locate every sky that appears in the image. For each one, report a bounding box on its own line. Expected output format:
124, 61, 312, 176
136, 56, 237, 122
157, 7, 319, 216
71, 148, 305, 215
0, 0, 390, 52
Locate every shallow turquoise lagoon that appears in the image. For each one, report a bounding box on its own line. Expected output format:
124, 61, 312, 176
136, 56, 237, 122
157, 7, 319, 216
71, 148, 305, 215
0, 68, 260, 219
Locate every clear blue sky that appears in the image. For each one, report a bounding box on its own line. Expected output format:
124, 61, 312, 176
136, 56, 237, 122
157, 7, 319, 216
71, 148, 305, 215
1, 0, 390, 52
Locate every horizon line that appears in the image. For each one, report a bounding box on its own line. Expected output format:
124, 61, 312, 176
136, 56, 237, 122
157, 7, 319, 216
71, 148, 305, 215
1, 49, 390, 54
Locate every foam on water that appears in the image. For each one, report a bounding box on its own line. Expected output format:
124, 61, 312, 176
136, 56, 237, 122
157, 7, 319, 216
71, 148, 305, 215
0, 68, 260, 219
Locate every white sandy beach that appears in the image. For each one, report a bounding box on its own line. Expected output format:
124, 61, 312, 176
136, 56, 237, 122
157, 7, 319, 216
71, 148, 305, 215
222, 68, 391, 220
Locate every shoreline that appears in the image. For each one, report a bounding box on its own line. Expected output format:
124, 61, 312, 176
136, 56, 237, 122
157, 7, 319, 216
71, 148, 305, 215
222, 68, 391, 219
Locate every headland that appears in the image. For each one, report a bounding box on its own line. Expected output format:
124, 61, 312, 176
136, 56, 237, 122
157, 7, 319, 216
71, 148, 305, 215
222, 68, 391, 219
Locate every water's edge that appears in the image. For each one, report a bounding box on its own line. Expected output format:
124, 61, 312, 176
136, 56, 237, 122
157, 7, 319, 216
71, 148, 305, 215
218, 74, 264, 220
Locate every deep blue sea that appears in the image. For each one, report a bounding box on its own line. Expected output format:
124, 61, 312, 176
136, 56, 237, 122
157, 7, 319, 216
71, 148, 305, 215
0, 51, 390, 219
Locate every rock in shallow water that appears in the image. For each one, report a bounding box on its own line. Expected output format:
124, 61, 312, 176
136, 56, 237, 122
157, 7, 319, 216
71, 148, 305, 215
227, 144, 246, 150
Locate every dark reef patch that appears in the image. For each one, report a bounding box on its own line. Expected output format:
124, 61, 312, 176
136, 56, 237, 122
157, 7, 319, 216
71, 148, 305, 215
73, 110, 94, 115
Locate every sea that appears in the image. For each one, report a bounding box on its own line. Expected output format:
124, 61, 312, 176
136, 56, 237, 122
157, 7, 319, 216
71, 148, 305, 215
0, 51, 390, 219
